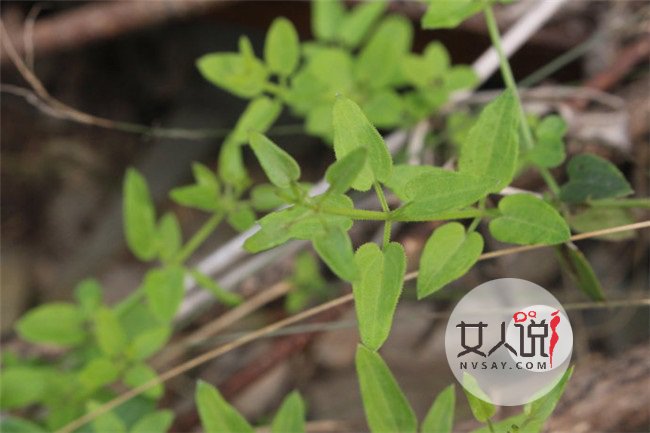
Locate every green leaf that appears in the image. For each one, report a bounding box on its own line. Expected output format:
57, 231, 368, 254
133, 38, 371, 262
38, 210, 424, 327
123, 168, 158, 261
362, 90, 404, 128
338, 1, 386, 48
74, 278, 102, 316
0, 367, 46, 409
250, 184, 285, 211
94, 307, 127, 356
394, 169, 493, 221
196, 38, 268, 98
417, 223, 484, 299
489, 194, 570, 245
462, 372, 495, 423
124, 364, 163, 400
422, 0, 482, 29
271, 391, 305, 433
191, 269, 244, 307
227, 204, 256, 232
312, 0, 345, 41
195, 380, 254, 433
218, 140, 249, 191
230, 97, 283, 145
384, 165, 439, 201
559, 154, 633, 203
521, 367, 573, 432
444, 66, 478, 91
333, 97, 392, 191
355, 345, 417, 433
421, 384, 455, 433
170, 162, 221, 212
16, 303, 85, 347
265, 18, 300, 77
313, 227, 357, 282
157, 213, 182, 262
353, 242, 405, 351
307, 48, 354, 94
0, 417, 47, 433
128, 326, 172, 361
556, 243, 605, 301
88, 402, 127, 433
568, 207, 634, 241
144, 266, 186, 322
249, 132, 301, 189
527, 115, 567, 168
355, 16, 412, 89
131, 410, 174, 433
325, 148, 367, 195
78, 357, 120, 392
458, 90, 519, 193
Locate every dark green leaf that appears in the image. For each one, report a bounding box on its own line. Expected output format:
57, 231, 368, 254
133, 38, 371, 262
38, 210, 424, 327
417, 223, 483, 299
265, 18, 300, 77
16, 303, 85, 347
123, 168, 158, 261
333, 97, 393, 191
313, 227, 357, 282
144, 266, 186, 322
353, 242, 405, 351
421, 384, 455, 433
559, 154, 633, 203
458, 90, 519, 192
489, 194, 570, 245
271, 391, 305, 433
250, 132, 301, 189
355, 345, 417, 433
196, 380, 254, 433
325, 148, 367, 195
0, 417, 47, 433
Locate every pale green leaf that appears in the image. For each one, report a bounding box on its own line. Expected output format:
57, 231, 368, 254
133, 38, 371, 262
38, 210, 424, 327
16, 303, 85, 347
312, 0, 345, 41
333, 97, 392, 191
353, 242, 405, 351
144, 266, 186, 322
250, 184, 285, 211
271, 391, 305, 433
157, 213, 182, 262
307, 48, 354, 94
123, 168, 158, 261
128, 326, 172, 361
568, 207, 634, 241
74, 279, 102, 316
559, 154, 633, 203
227, 204, 256, 232
355, 345, 417, 433
78, 358, 119, 392
191, 269, 244, 307
489, 194, 570, 245
313, 227, 357, 282
94, 307, 127, 356
124, 363, 163, 400
0, 417, 47, 433
462, 373, 495, 423
170, 184, 219, 212
338, 1, 386, 48
362, 90, 403, 128
521, 367, 573, 432
196, 380, 254, 433
421, 384, 455, 433
0, 367, 46, 409
325, 148, 367, 195
384, 165, 439, 201
422, 0, 482, 29
89, 403, 126, 433
250, 132, 301, 189
417, 223, 483, 299
131, 410, 174, 433
355, 16, 412, 89
230, 97, 283, 145
527, 115, 566, 168
265, 18, 300, 77
458, 90, 519, 193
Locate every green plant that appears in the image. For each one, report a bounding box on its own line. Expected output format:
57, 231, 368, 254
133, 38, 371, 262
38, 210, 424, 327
2, 0, 649, 432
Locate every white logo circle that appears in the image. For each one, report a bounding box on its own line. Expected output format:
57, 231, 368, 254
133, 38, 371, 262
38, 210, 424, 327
444, 278, 573, 406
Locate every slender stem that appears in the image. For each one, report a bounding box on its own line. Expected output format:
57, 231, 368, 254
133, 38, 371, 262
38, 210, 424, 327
486, 419, 496, 433
318, 206, 389, 221
173, 211, 224, 264
373, 182, 392, 247
589, 198, 650, 209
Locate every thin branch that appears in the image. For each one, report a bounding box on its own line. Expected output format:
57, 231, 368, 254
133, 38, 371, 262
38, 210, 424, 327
55, 220, 650, 433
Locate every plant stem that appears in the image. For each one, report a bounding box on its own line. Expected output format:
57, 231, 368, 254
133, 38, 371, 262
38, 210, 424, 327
486, 419, 496, 433
589, 197, 650, 209
374, 182, 392, 247
482, 2, 560, 196
173, 211, 224, 264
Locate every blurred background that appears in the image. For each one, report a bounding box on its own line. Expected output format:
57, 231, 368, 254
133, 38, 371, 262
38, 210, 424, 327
1, 1, 649, 431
